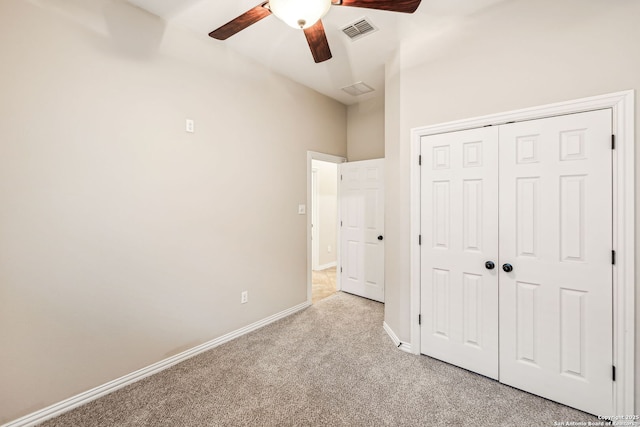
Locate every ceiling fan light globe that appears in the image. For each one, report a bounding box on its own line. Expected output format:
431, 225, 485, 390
269, 0, 331, 29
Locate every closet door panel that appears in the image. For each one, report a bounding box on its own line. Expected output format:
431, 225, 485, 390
498, 109, 613, 416
420, 127, 499, 379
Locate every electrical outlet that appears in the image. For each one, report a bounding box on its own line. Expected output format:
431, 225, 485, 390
186, 119, 195, 133
327, 245, 332, 253
241, 291, 248, 304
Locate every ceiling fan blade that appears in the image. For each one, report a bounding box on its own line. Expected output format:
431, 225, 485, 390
303, 20, 332, 63
332, 0, 421, 13
209, 2, 271, 40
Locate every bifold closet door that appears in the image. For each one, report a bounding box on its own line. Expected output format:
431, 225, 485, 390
420, 127, 500, 379
498, 109, 613, 416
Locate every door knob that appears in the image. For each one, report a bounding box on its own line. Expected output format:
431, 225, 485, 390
502, 263, 513, 273
485, 261, 495, 270
377, 235, 384, 241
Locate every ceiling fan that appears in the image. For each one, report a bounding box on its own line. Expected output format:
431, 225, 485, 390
209, 0, 422, 63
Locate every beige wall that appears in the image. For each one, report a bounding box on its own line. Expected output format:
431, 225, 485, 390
384, 51, 405, 339
347, 96, 385, 161
384, 0, 640, 411
312, 160, 338, 268
0, 0, 346, 423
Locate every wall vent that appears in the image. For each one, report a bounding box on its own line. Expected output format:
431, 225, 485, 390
341, 18, 378, 40
341, 81, 375, 97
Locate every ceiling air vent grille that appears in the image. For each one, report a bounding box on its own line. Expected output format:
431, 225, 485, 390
341, 18, 378, 40
341, 81, 375, 97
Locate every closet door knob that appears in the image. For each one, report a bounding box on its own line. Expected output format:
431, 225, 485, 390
378, 235, 384, 241
502, 263, 513, 273
485, 261, 495, 270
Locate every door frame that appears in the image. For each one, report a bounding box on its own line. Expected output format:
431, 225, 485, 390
311, 167, 320, 271
409, 90, 635, 415
307, 151, 346, 304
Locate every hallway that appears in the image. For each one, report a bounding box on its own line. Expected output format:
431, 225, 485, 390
312, 267, 336, 304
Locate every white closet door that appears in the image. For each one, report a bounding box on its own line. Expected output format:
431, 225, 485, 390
340, 159, 385, 303
498, 109, 613, 415
420, 127, 500, 379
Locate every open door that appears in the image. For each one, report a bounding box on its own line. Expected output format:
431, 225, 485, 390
339, 159, 385, 302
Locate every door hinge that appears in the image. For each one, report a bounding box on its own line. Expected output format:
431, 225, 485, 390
340, 174, 343, 181
418, 314, 421, 325
340, 220, 343, 227
612, 250, 616, 265
612, 134, 615, 150
612, 365, 616, 381
418, 155, 422, 166
340, 266, 343, 273
418, 235, 422, 245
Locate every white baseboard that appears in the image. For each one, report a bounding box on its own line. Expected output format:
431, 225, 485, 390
382, 321, 412, 354
314, 261, 337, 271
3, 301, 311, 427
398, 342, 413, 353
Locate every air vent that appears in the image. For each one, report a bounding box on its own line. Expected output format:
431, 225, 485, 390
341, 81, 375, 97
341, 18, 378, 40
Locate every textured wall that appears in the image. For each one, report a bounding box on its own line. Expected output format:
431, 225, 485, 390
0, 0, 346, 422
384, 0, 640, 411
347, 96, 385, 162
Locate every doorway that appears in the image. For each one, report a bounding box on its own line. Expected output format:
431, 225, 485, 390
311, 159, 338, 303
409, 90, 635, 416
419, 109, 612, 415
307, 152, 345, 305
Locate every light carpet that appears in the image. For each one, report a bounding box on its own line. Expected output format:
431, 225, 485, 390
312, 267, 336, 304
41, 292, 597, 426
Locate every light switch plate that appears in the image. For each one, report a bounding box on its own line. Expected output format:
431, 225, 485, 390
298, 204, 306, 214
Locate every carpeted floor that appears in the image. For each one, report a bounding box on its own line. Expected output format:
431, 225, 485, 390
41, 292, 597, 426
312, 267, 336, 304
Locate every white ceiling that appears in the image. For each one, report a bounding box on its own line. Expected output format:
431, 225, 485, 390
126, 0, 507, 105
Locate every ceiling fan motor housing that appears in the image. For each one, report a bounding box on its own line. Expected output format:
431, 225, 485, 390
269, 0, 332, 29
208, 0, 422, 64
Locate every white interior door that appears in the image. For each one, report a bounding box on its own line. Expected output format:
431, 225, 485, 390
498, 109, 613, 415
419, 127, 500, 379
418, 109, 614, 415
340, 159, 385, 302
